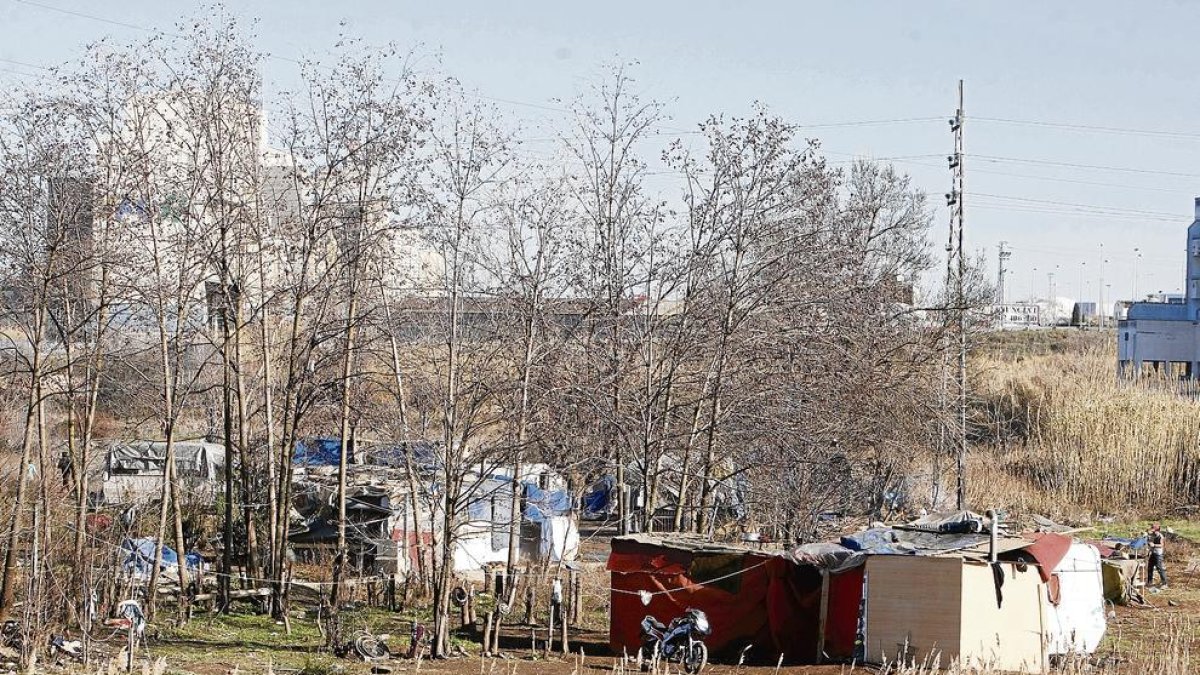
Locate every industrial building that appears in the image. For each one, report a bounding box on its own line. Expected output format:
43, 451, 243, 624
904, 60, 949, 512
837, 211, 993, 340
1117, 198, 1200, 378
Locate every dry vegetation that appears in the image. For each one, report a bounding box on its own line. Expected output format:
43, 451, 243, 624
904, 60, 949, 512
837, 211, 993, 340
970, 329, 1200, 519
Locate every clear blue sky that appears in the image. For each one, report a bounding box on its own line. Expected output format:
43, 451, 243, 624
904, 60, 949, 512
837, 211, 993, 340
2, 0, 1198, 304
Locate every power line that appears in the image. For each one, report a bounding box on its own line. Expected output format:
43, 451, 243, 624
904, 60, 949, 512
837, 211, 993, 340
0, 67, 42, 79
10, 0, 573, 116
13, 0, 165, 35
973, 192, 1181, 219
975, 115, 1200, 141
971, 153, 1200, 179
971, 202, 1179, 224
0, 55, 50, 71
896, 157, 1187, 193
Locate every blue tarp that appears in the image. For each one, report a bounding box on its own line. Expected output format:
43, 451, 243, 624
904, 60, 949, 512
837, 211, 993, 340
1103, 535, 1148, 550
293, 437, 346, 467
840, 528, 913, 555
359, 442, 441, 472
122, 538, 202, 575
583, 477, 614, 516
523, 482, 572, 523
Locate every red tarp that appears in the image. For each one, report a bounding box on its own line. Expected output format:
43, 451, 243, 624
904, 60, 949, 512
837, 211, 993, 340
823, 565, 863, 660
608, 537, 860, 664
1003, 532, 1073, 582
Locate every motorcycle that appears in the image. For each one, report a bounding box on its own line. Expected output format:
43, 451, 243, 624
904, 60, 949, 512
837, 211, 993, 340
635, 608, 710, 674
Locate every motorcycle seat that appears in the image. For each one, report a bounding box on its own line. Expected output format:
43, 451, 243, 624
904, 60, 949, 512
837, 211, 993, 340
641, 616, 666, 632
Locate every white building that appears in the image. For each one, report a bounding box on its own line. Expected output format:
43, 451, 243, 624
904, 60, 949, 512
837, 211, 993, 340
1117, 198, 1200, 378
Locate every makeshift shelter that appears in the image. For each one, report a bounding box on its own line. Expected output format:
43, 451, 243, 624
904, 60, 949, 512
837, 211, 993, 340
607, 535, 859, 663
103, 440, 224, 504
292, 437, 349, 467
609, 517, 1103, 672
523, 482, 579, 562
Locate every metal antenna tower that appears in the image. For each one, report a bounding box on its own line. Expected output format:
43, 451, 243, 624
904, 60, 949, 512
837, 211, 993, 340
945, 80, 968, 510
998, 241, 1011, 306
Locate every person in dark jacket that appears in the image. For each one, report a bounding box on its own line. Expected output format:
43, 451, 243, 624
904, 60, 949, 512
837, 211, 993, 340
1147, 523, 1168, 588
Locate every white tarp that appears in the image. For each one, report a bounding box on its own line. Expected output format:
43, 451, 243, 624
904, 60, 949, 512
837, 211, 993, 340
453, 522, 509, 572
1043, 542, 1107, 654
540, 515, 579, 562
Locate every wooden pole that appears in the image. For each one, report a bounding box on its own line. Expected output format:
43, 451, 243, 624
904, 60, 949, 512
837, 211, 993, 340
545, 601, 555, 657
524, 586, 535, 625
815, 569, 830, 664
560, 604, 569, 654
482, 612, 494, 656
571, 571, 581, 626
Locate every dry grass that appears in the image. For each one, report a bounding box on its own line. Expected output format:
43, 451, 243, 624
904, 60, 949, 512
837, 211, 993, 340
970, 330, 1200, 516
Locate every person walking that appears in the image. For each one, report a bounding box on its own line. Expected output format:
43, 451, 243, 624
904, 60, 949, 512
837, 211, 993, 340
1147, 523, 1169, 588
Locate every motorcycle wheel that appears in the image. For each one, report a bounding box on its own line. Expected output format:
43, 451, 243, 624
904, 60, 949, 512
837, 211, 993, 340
635, 646, 650, 672
683, 642, 707, 675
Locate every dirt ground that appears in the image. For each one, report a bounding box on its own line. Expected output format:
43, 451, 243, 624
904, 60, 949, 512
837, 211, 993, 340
34, 524, 1200, 674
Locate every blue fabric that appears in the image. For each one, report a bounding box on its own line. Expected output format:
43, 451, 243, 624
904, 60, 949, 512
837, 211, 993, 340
360, 442, 441, 471
840, 528, 909, 553
583, 477, 613, 514
1104, 535, 1148, 550
122, 538, 201, 574
523, 482, 572, 522
293, 437, 345, 466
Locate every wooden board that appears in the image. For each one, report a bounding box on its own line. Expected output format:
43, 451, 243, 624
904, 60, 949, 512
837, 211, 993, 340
864, 556, 962, 668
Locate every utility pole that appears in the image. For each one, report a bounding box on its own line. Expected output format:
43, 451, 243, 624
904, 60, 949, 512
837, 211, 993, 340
945, 80, 967, 510
997, 241, 1011, 305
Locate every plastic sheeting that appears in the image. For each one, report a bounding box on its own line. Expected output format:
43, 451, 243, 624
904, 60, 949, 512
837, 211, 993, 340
292, 437, 346, 467
1043, 543, 1106, 655
583, 477, 614, 516
523, 483, 572, 522
122, 538, 202, 577
540, 515, 580, 562
108, 441, 224, 478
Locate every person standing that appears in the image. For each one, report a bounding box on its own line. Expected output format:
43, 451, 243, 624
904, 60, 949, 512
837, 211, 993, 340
1147, 523, 1169, 588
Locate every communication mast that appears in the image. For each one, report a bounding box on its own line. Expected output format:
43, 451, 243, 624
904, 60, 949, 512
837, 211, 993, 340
945, 81, 968, 510
998, 241, 1011, 306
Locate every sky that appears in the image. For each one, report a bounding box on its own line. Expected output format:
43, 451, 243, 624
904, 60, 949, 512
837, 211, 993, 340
1, 0, 1198, 305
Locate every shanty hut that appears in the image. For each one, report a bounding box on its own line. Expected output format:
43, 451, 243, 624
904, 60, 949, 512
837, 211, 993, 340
103, 440, 225, 504
609, 514, 1104, 673
607, 535, 863, 663
843, 517, 1100, 673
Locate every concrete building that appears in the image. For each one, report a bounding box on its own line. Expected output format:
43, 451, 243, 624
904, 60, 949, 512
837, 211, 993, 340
1117, 198, 1200, 377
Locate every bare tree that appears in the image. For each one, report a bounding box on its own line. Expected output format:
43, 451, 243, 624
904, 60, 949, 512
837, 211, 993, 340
561, 64, 665, 535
